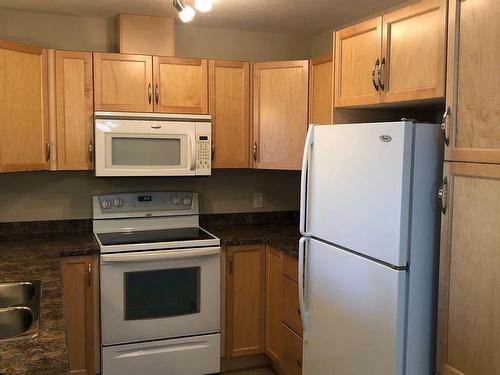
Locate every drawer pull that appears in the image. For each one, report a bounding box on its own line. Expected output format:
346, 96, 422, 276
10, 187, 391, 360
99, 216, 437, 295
297, 308, 301, 315
296, 359, 303, 368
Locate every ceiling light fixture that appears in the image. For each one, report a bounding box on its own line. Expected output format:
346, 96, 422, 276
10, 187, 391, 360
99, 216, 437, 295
173, 0, 196, 23
195, 0, 213, 12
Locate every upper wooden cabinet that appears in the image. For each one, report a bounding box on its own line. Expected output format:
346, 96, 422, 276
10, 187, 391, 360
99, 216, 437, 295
309, 54, 334, 125
153, 57, 208, 114
94, 53, 153, 112
252, 60, 309, 170
54, 50, 94, 170
335, 0, 446, 107
209, 60, 250, 168
0, 40, 49, 172
443, 0, 500, 164
437, 162, 500, 375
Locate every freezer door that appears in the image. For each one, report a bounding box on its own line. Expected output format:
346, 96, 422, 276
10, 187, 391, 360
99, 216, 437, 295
302, 238, 407, 375
305, 122, 413, 267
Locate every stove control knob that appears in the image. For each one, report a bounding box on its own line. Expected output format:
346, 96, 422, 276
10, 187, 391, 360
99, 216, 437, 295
172, 197, 181, 205
101, 199, 111, 209
183, 197, 192, 206
113, 198, 123, 207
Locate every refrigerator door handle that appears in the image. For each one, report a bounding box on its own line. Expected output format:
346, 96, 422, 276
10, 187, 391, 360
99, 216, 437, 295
300, 125, 314, 236
299, 236, 309, 337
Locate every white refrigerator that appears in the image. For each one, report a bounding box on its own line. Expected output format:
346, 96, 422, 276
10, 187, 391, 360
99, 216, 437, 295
299, 121, 443, 375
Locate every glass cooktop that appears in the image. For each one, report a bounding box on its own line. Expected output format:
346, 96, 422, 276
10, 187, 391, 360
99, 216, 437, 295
97, 227, 215, 246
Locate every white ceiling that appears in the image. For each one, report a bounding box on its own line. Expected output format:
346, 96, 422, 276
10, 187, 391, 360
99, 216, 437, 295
0, 0, 410, 35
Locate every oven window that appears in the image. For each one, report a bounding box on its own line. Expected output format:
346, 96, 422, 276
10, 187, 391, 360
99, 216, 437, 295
124, 267, 200, 320
112, 137, 181, 166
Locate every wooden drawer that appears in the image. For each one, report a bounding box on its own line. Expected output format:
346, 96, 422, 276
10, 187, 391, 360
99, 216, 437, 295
282, 276, 303, 337
282, 324, 303, 375
283, 254, 298, 283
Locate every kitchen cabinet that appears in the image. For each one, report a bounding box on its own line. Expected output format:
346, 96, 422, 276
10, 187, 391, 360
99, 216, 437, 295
54, 50, 94, 170
209, 60, 250, 168
282, 324, 303, 375
252, 60, 309, 170
153, 56, 208, 114
225, 245, 266, 357
265, 246, 283, 365
309, 54, 334, 125
334, 0, 446, 107
61, 255, 99, 375
282, 275, 302, 337
93, 52, 153, 112
437, 162, 500, 375
0, 40, 49, 172
442, 0, 500, 164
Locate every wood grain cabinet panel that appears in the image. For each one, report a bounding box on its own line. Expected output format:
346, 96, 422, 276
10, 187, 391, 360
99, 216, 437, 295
309, 54, 334, 125
54, 50, 94, 170
252, 60, 309, 170
282, 276, 303, 337
282, 324, 303, 375
93, 52, 153, 112
153, 56, 208, 114
444, 0, 500, 164
209, 60, 250, 168
334, 17, 382, 107
381, 0, 446, 103
0, 40, 49, 172
437, 162, 500, 375
61, 255, 98, 375
226, 245, 266, 358
265, 246, 283, 365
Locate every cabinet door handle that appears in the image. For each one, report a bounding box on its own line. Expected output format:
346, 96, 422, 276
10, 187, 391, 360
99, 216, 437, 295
88, 140, 94, 162
378, 57, 385, 91
87, 263, 92, 288
155, 84, 159, 105
148, 83, 152, 104
296, 359, 303, 368
252, 143, 258, 162
371, 59, 380, 92
438, 177, 448, 215
45, 140, 51, 162
441, 107, 451, 146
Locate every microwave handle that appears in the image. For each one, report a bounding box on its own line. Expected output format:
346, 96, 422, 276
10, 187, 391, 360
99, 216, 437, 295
190, 133, 196, 170
101, 247, 221, 263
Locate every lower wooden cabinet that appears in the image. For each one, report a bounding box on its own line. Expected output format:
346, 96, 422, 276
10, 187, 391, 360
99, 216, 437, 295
281, 324, 303, 375
61, 255, 99, 375
282, 275, 303, 336
437, 162, 500, 375
225, 245, 266, 357
265, 246, 284, 364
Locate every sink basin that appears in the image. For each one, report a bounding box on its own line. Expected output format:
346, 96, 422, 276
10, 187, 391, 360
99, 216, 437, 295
0, 282, 37, 307
0, 307, 35, 340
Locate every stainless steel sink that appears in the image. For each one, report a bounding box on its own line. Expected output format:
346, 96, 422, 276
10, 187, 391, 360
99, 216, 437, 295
0, 281, 41, 342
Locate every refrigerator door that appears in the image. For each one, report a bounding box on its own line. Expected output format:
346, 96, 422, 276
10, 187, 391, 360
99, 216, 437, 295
302, 238, 407, 375
304, 122, 414, 267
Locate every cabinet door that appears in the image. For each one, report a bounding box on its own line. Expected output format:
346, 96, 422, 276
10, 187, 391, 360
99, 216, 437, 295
309, 54, 333, 125
55, 50, 94, 170
61, 255, 98, 375
334, 17, 382, 107
265, 246, 283, 364
209, 60, 250, 168
226, 245, 265, 357
93, 52, 152, 112
437, 162, 500, 375
153, 57, 208, 114
443, 0, 500, 164
0, 40, 49, 172
283, 276, 303, 337
252, 60, 309, 170
381, 0, 446, 103
282, 324, 303, 375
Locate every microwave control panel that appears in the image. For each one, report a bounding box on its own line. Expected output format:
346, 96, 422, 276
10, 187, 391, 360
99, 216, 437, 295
195, 123, 211, 175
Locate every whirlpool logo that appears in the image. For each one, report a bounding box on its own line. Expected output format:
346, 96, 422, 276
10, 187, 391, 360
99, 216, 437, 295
379, 135, 392, 143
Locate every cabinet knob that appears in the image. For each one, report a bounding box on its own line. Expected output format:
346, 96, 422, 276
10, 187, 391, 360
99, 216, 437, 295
252, 143, 258, 162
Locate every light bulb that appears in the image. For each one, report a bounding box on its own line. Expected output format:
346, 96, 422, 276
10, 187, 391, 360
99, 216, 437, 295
179, 5, 195, 22
195, 0, 213, 12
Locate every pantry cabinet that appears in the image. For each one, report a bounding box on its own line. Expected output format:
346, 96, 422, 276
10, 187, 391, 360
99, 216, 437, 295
225, 245, 266, 357
309, 54, 334, 125
61, 255, 99, 375
54, 50, 94, 170
335, 0, 446, 107
437, 162, 500, 375
209, 60, 250, 168
252, 60, 309, 170
0, 40, 49, 172
443, 0, 500, 164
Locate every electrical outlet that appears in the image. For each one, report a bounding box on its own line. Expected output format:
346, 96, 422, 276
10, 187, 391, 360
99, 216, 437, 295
253, 193, 264, 208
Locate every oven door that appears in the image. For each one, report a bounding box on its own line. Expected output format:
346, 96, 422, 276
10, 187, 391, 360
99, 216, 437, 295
100, 247, 220, 346
95, 119, 196, 176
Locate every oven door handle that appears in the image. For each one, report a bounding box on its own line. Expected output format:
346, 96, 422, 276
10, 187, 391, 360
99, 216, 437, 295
101, 247, 221, 263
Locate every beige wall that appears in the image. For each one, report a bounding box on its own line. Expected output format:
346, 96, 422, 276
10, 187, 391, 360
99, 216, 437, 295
311, 29, 333, 58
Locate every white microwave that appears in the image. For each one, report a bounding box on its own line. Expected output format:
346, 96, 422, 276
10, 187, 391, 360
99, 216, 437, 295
94, 112, 211, 177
